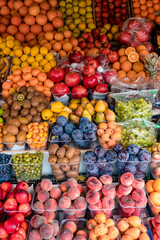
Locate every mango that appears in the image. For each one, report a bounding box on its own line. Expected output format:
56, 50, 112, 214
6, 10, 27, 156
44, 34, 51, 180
41, 109, 53, 120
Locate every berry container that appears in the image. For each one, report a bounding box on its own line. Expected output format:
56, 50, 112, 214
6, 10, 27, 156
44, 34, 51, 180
88, 205, 114, 218
49, 162, 80, 181
73, 138, 97, 150
150, 158, 160, 179
10, 152, 43, 182
0, 153, 12, 182
118, 197, 147, 217
3, 141, 26, 151
84, 160, 116, 178
59, 219, 88, 240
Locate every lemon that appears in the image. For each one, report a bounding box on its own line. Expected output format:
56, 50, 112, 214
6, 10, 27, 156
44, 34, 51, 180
6, 40, 14, 49
31, 46, 39, 57
14, 49, 23, 57
46, 53, 54, 61
0, 37, 2, 44
27, 56, 35, 64
32, 61, 39, 68
14, 40, 21, 46
6, 36, 14, 41
21, 54, 28, 62
3, 47, 11, 55
49, 59, 56, 68
10, 51, 14, 56
0, 42, 6, 49
21, 62, 29, 68
23, 46, 31, 55
40, 59, 48, 67
40, 46, 48, 56
12, 65, 21, 71
44, 63, 51, 72
36, 54, 43, 62
13, 57, 21, 65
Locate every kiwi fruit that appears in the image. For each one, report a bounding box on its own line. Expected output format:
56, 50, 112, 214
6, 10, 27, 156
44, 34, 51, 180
30, 107, 37, 116
44, 98, 49, 107
6, 125, 19, 135
19, 117, 28, 125
38, 95, 44, 104
21, 91, 27, 98
37, 103, 45, 113
3, 134, 16, 143
19, 86, 27, 93
27, 86, 34, 93
12, 101, 21, 111
23, 99, 31, 109
27, 92, 34, 100
21, 109, 29, 117
12, 92, 19, 101
7, 95, 13, 105
2, 102, 9, 110
34, 90, 40, 96
26, 114, 33, 123
31, 96, 39, 107
11, 110, 19, 118
20, 124, 28, 132
32, 115, 41, 122
10, 118, 21, 127
17, 131, 26, 142
2, 125, 8, 135
3, 109, 10, 119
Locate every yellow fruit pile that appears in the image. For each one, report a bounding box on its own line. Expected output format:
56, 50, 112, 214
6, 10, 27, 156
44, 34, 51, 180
0, 35, 21, 56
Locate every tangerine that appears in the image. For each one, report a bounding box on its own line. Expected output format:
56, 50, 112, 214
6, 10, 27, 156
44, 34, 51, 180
121, 61, 132, 72
146, 0, 153, 7
128, 52, 139, 63
125, 47, 136, 56
133, 7, 141, 14
127, 70, 137, 80
136, 45, 147, 53
153, 3, 160, 11
112, 62, 121, 71
119, 56, 128, 63
117, 70, 126, 79
148, 13, 156, 21
132, 62, 144, 72
118, 48, 125, 57
141, 10, 148, 17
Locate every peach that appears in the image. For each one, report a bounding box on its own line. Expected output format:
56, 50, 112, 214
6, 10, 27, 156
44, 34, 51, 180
50, 221, 59, 236
107, 226, 119, 239
39, 224, 54, 239
139, 232, 150, 240
100, 175, 112, 185
128, 216, 141, 227
102, 184, 115, 198
75, 209, 86, 218
59, 196, 71, 209
66, 178, 78, 189
74, 196, 87, 209
89, 229, 97, 240
150, 192, 160, 206
87, 177, 102, 191
67, 187, 80, 200
40, 179, 52, 191
42, 211, 56, 220
94, 224, 108, 236
87, 219, 97, 230
105, 219, 115, 228
31, 215, 47, 229
64, 221, 77, 233
94, 213, 106, 224
121, 235, 132, 240
77, 184, 83, 194
139, 224, 147, 233
60, 182, 67, 192
117, 218, 129, 232
29, 229, 42, 240
120, 173, 134, 187
125, 227, 140, 239
86, 190, 100, 205
37, 190, 49, 203
60, 229, 73, 240
99, 235, 110, 240
105, 110, 116, 121
35, 183, 42, 193
44, 198, 57, 211
50, 187, 61, 199
146, 180, 154, 193
76, 230, 88, 238
33, 201, 44, 214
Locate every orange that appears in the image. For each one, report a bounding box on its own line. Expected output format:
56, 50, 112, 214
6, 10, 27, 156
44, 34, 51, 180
155, 16, 160, 24
133, 1, 140, 7
62, 42, 73, 52
147, 7, 154, 13
118, 48, 125, 57
127, 70, 137, 80
112, 62, 120, 71
136, 45, 147, 53
128, 52, 139, 63
133, 7, 141, 14
53, 42, 61, 51
117, 70, 126, 79
119, 55, 128, 63
132, 62, 144, 72
146, 0, 153, 7
153, 3, 160, 11
153, 0, 159, 3
70, 38, 78, 47
140, 0, 146, 4
138, 71, 146, 78
54, 32, 64, 41
148, 13, 156, 21
63, 30, 72, 39
125, 47, 136, 56
59, 50, 67, 57
139, 49, 149, 60
140, 4, 147, 10
121, 61, 132, 72
141, 10, 148, 17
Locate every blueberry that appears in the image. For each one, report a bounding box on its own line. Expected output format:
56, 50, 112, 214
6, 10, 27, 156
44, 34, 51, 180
91, 122, 98, 132
72, 129, 83, 141
97, 157, 107, 169
52, 125, 63, 136
56, 116, 67, 127
128, 154, 139, 165
125, 163, 137, 175
94, 145, 106, 158
138, 149, 151, 162
127, 144, 140, 155
78, 118, 91, 132
83, 151, 97, 164
60, 133, 71, 145
116, 161, 126, 170
84, 131, 96, 140
105, 150, 117, 162
86, 164, 99, 177
118, 150, 129, 162
136, 162, 148, 172
113, 144, 124, 152
50, 135, 59, 143
64, 122, 75, 134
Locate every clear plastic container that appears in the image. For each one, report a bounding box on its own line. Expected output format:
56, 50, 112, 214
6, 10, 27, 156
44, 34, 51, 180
148, 194, 160, 216
119, 118, 157, 148
88, 205, 114, 218
90, 90, 108, 101
99, 137, 121, 150
3, 141, 26, 151
49, 132, 71, 147
62, 207, 87, 219
118, 197, 147, 217
147, 217, 154, 240
52, 92, 70, 103
0, 154, 12, 182
10, 152, 43, 182
150, 158, 160, 179
84, 161, 116, 178
50, 162, 80, 181
73, 138, 97, 150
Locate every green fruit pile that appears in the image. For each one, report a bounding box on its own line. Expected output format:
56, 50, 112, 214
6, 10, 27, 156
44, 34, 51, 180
58, 0, 95, 38
115, 98, 152, 121
12, 151, 43, 181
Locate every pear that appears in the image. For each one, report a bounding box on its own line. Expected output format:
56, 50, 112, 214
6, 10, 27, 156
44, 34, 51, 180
103, 101, 108, 109
69, 114, 80, 124
85, 103, 95, 116
81, 100, 89, 108
75, 106, 83, 117
90, 99, 97, 107
95, 112, 105, 124
82, 110, 91, 121
81, 97, 89, 102
95, 100, 106, 113
70, 99, 81, 104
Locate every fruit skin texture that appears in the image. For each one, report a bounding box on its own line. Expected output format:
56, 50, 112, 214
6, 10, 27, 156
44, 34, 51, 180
64, 71, 80, 87
71, 85, 88, 99
69, 51, 83, 63
4, 218, 19, 234
83, 76, 98, 89
15, 190, 29, 204
49, 67, 65, 83
16, 182, 28, 192
52, 83, 69, 97
108, 51, 119, 63
93, 83, 108, 93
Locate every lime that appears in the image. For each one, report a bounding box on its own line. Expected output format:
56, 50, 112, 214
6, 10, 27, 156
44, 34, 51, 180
0, 117, 3, 123
0, 108, 3, 117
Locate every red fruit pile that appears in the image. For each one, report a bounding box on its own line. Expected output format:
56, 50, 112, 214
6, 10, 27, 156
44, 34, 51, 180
86, 175, 115, 218
95, 0, 128, 27
119, 18, 154, 48
33, 179, 58, 221
149, 214, 160, 240
116, 172, 147, 217
0, 214, 29, 240
58, 178, 87, 219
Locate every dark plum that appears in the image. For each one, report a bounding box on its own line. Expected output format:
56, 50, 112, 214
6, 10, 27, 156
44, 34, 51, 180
64, 122, 75, 134
124, 163, 137, 175
72, 129, 83, 141
113, 144, 124, 152
138, 149, 151, 161
94, 145, 106, 158
52, 125, 63, 136
84, 131, 96, 140
118, 150, 129, 162
127, 144, 139, 155
96, 157, 107, 169
91, 122, 98, 132
105, 150, 117, 162
56, 116, 67, 127
83, 151, 97, 164
86, 164, 99, 177
128, 155, 139, 165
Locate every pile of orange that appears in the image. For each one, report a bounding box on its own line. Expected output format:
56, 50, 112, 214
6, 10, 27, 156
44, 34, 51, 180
112, 45, 149, 80
146, 179, 160, 215
132, 0, 160, 22
38, 30, 84, 57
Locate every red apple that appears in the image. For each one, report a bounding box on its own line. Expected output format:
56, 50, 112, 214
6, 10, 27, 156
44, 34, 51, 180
143, 42, 154, 52
119, 30, 132, 45
132, 41, 139, 48
95, 12, 101, 17
52, 83, 69, 97
103, 42, 111, 49
108, 3, 114, 9
83, 65, 95, 75
94, 83, 108, 93
4, 218, 19, 234
4, 198, 18, 211
122, 15, 127, 21
13, 213, 25, 224
0, 223, 9, 238
109, 10, 114, 15
15, 190, 29, 204
102, 18, 108, 23
87, 43, 95, 49
78, 41, 87, 50
108, 51, 119, 63
121, 8, 127, 14
96, 54, 109, 67
97, 3, 102, 7
71, 85, 88, 99
17, 203, 30, 215
7, 191, 15, 199
87, 36, 94, 43
103, 70, 118, 85
69, 51, 83, 63
0, 182, 12, 193
135, 29, 149, 42
95, 40, 102, 48
88, 59, 99, 69
115, 12, 121, 18
121, 3, 127, 7
127, 19, 141, 30
92, 29, 100, 36
16, 182, 28, 192
49, 66, 65, 83
83, 75, 98, 89
115, 0, 121, 7
63, 67, 72, 74
103, 0, 108, 5
94, 72, 103, 83
0, 190, 7, 201
81, 32, 90, 40
115, 17, 121, 24
83, 56, 94, 64
143, 22, 153, 34
115, 7, 121, 12
95, 6, 101, 12
10, 232, 24, 240
100, 48, 111, 55
102, 12, 109, 17
64, 71, 80, 87
100, 35, 108, 43
103, 6, 108, 11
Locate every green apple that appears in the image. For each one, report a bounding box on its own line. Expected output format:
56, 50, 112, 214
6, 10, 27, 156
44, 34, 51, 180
104, 23, 111, 31
64, 25, 69, 30
78, 22, 86, 31
0, 108, 3, 117
80, 16, 86, 21
86, 0, 92, 6
65, 17, 73, 25
86, 13, 93, 18
88, 22, 96, 30
100, 28, 107, 34
59, 1, 66, 7
72, 28, 81, 38
74, 18, 81, 25
69, 23, 76, 30
73, 6, 79, 12
62, 13, 66, 19
107, 33, 113, 41
73, 0, 78, 5
66, 3, 72, 8
86, 18, 93, 23
66, 8, 73, 15
66, 0, 72, 3
0, 117, 3, 123
58, 27, 64, 32
86, 6, 92, 12
79, 7, 86, 15
78, 1, 86, 7
59, 7, 66, 13
72, 13, 80, 19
